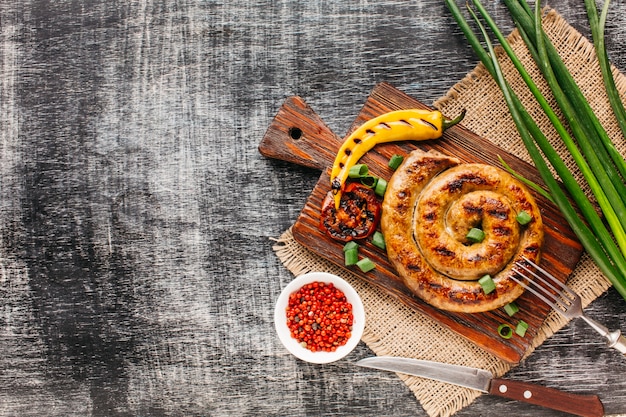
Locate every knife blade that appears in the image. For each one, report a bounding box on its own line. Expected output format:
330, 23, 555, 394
355, 356, 604, 417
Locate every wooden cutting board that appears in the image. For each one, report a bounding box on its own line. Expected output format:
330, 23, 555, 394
260, 82, 583, 364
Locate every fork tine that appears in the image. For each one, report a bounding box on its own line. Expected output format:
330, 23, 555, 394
511, 259, 573, 313
510, 269, 565, 312
520, 257, 577, 300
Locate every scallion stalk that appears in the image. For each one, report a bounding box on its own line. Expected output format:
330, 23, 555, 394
584, 0, 626, 140
472, 0, 626, 256
504, 0, 626, 188
445, 0, 626, 299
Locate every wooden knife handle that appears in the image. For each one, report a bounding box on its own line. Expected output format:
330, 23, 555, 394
258, 96, 341, 170
489, 378, 604, 417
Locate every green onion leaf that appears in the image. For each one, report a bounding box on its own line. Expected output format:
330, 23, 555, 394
388, 154, 404, 170
356, 257, 376, 272
478, 274, 496, 294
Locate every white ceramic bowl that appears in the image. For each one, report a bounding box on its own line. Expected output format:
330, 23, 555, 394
274, 272, 365, 364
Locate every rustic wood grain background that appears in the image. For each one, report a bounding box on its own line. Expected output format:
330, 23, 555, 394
0, 1, 625, 416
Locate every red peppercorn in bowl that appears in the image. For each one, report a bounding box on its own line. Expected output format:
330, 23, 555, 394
274, 272, 365, 364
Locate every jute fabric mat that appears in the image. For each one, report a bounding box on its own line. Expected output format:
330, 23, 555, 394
273, 9, 623, 417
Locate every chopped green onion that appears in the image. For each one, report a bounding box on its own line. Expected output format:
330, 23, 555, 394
516, 210, 532, 225
515, 320, 529, 337
348, 164, 369, 178
504, 302, 519, 317
344, 248, 359, 266
388, 154, 404, 170
478, 274, 496, 295
359, 175, 378, 188
343, 241, 359, 252
374, 177, 387, 197
497, 323, 513, 339
356, 257, 376, 272
372, 231, 386, 250
466, 227, 485, 243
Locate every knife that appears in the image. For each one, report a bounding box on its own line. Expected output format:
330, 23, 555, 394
355, 356, 604, 417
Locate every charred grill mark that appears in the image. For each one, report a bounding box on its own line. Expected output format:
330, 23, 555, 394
462, 203, 482, 215
467, 254, 485, 262
434, 246, 455, 257
524, 244, 540, 253
418, 118, 439, 131
423, 211, 436, 221
407, 263, 422, 272
444, 173, 488, 193
492, 226, 512, 236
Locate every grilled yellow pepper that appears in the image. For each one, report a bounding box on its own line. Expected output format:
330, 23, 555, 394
330, 108, 466, 207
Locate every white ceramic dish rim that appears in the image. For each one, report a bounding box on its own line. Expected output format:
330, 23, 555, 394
274, 272, 366, 364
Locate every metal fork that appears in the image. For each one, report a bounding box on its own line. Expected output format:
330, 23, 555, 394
512, 258, 626, 356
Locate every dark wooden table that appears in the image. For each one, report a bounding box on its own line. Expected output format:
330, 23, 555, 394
1, 1, 625, 416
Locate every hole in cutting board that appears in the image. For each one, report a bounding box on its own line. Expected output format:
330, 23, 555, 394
289, 127, 303, 140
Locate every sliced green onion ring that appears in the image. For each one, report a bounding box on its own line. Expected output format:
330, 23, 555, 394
374, 178, 387, 197
478, 274, 496, 295
356, 257, 376, 272
516, 210, 532, 225
497, 323, 513, 339
504, 302, 519, 317
388, 154, 404, 170
372, 231, 386, 250
349, 164, 369, 178
515, 320, 529, 337
466, 227, 485, 243
344, 248, 359, 266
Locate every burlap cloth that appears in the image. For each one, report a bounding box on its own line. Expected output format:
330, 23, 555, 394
273, 10, 625, 417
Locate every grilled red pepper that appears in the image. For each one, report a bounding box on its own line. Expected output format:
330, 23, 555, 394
319, 182, 382, 242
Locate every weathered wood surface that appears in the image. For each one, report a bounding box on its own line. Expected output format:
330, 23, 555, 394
0, 1, 625, 416
260, 82, 583, 364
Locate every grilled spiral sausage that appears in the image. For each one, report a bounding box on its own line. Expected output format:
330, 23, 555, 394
381, 149, 544, 313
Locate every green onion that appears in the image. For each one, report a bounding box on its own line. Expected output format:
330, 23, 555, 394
374, 177, 387, 197
343, 241, 359, 252
348, 164, 369, 178
584, 0, 626, 141
498, 156, 554, 203
478, 274, 496, 294
466, 227, 485, 243
445, 0, 626, 301
497, 323, 513, 339
515, 210, 532, 226
356, 257, 376, 272
504, 302, 519, 317
388, 154, 404, 170
344, 248, 359, 266
359, 175, 378, 188
515, 320, 529, 337
372, 231, 386, 250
